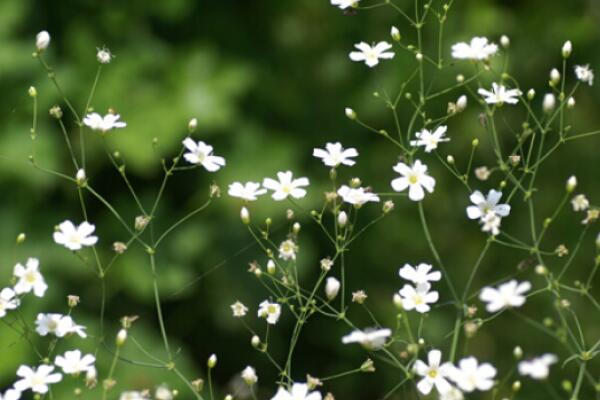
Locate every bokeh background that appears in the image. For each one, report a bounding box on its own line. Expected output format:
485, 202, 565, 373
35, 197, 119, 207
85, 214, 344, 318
1, 0, 599, 398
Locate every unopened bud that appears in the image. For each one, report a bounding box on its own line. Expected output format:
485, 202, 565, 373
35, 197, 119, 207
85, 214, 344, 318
76, 169, 87, 186
207, 354, 217, 369
456, 95, 467, 112
567, 97, 575, 108
543, 93, 556, 113
267, 259, 276, 274
240, 207, 250, 224
16, 233, 26, 244
251, 335, 260, 348
345, 108, 356, 120
382, 200, 395, 214
500, 35, 510, 48
513, 346, 523, 359
67, 295, 80, 308
325, 277, 340, 301
390, 26, 401, 41
292, 222, 301, 234
550, 69, 561, 86
527, 88, 536, 100
360, 358, 375, 372
116, 329, 127, 346
28, 86, 37, 97
566, 175, 577, 193
188, 118, 198, 132
36, 31, 51, 51
393, 293, 403, 309
512, 381, 521, 392
337, 211, 348, 227
562, 40, 572, 58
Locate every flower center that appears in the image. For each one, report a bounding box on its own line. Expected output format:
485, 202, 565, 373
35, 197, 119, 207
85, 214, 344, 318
26, 271, 37, 283
427, 369, 438, 378
408, 174, 419, 185
413, 294, 424, 305
267, 305, 277, 314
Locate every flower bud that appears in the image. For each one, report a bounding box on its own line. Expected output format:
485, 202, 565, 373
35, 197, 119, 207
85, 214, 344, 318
562, 40, 572, 58
513, 346, 523, 359
241, 366, 257, 385
28, 86, 37, 97
116, 329, 127, 346
360, 358, 375, 372
390, 26, 401, 41
512, 381, 521, 392
267, 259, 276, 274
527, 88, 536, 100
345, 107, 356, 120
325, 277, 340, 301
456, 74, 464, 83
76, 169, 87, 186
337, 211, 348, 228
292, 222, 301, 234
16, 233, 26, 244
188, 118, 198, 132
67, 295, 80, 308
535, 264, 548, 275
240, 207, 250, 224
224, 395, 233, 400
446, 155, 455, 164
456, 95, 467, 112
566, 175, 577, 193
36, 31, 51, 51
550, 68, 560, 86
415, 52, 423, 61
500, 35, 510, 48
207, 354, 217, 369
251, 335, 260, 348
542, 93, 556, 113
393, 293, 403, 309
567, 97, 575, 108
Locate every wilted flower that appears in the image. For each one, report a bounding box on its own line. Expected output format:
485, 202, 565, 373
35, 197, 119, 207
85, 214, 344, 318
575, 65, 594, 86
231, 301, 248, 317
241, 366, 258, 385
349, 42, 395, 68
571, 194, 589, 211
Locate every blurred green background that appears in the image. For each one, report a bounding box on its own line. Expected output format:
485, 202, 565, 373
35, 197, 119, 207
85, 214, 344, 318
1, 0, 599, 398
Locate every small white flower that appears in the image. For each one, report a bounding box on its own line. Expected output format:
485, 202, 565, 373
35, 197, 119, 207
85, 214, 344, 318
53, 220, 98, 251
398, 283, 438, 313
313, 142, 358, 167
575, 65, 594, 86
451, 37, 498, 60
263, 171, 309, 201
258, 301, 281, 325
337, 185, 380, 206
325, 277, 340, 301
466, 190, 511, 220
241, 366, 258, 385
228, 182, 267, 201
391, 160, 436, 201
119, 391, 150, 400
480, 212, 502, 236
271, 383, 321, 400
571, 194, 590, 212
83, 112, 126, 132
440, 387, 464, 400
96, 48, 112, 64
448, 357, 496, 392
518, 354, 558, 380
478, 83, 521, 105
349, 41, 395, 68
155, 385, 172, 400
330, 0, 359, 10
341, 328, 391, 350
479, 280, 531, 313
398, 263, 441, 285
14, 365, 62, 394
0, 288, 20, 318
278, 239, 298, 261
413, 349, 454, 395
36, 31, 51, 51
35, 313, 87, 338
182, 138, 226, 172
54, 350, 95, 375
13, 258, 47, 298
456, 95, 468, 112
230, 301, 248, 317
0, 388, 21, 400
410, 126, 449, 152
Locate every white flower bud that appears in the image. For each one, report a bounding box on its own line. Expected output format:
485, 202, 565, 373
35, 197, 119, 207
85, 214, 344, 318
500, 35, 510, 48
345, 107, 356, 120
207, 354, 217, 369
292, 222, 301, 234
456, 95, 467, 112
224, 395, 233, 400
188, 117, 198, 132
267, 259, 276, 274
566, 175, 577, 192
456, 74, 464, 83
542, 93, 556, 113
251, 335, 260, 348
390, 26, 401, 42
85, 367, 97, 388
393, 293, 403, 309
97, 48, 112, 64
562, 40, 572, 58
513, 346, 523, 359
567, 97, 575, 108
446, 155, 455, 164
337, 211, 348, 228
241, 366, 257, 385
116, 329, 127, 346
36, 31, 51, 51
596, 232, 600, 249
28, 86, 37, 97
240, 207, 250, 224
550, 68, 560, 86
76, 168, 87, 185
325, 277, 340, 301
416, 52, 423, 61
155, 385, 173, 400
527, 88, 536, 100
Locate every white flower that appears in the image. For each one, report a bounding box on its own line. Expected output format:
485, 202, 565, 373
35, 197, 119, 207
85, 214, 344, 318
330, 0, 359, 9
182, 138, 226, 172
53, 220, 98, 251
337, 185, 380, 206
391, 160, 436, 201
479, 280, 531, 313
398, 263, 441, 285
440, 387, 464, 400
413, 349, 454, 395
398, 283, 438, 313
349, 42, 395, 68
448, 357, 496, 392
155, 385, 172, 400
97, 48, 112, 64
518, 354, 558, 380
119, 391, 150, 400
575, 65, 594, 86
480, 212, 502, 236
13, 258, 47, 298
341, 328, 391, 350
0, 288, 19, 318
410, 126, 449, 152
478, 83, 521, 105
571, 194, 590, 212
54, 350, 95, 375
451, 37, 498, 60
231, 301, 248, 317
325, 277, 340, 300
313, 142, 358, 167
258, 301, 281, 325
271, 383, 321, 400
83, 112, 126, 132
35, 313, 87, 338
241, 366, 258, 385
263, 171, 309, 200
466, 190, 511, 220
36, 31, 51, 51
14, 365, 62, 394
278, 239, 298, 261
0, 388, 21, 400
228, 182, 267, 201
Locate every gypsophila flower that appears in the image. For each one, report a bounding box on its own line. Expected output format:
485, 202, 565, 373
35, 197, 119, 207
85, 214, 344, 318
337, 185, 380, 206
228, 182, 267, 201
120, 391, 150, 400
96, 48, 112, 64
241, 366, 258, 385
518, 354, 558, 379
479, 280, 531, 313
474, 166, 490, 181
571, 194, 589, 212
398, 283, 438, 313
325, 277, 340, 300
480, 212, 502, 236
413, 349, 453, 395
258, 301, 281, 325
575, 64, 594, 86
478, 83, 521, 105
14, 365, 62, 394
83, 112, 126, 132
399, 263, 441, 285
54, 350, 95, 375
0, 388, 21, 400
278, 239, 298, 261
448, 357, 496, 392
35, 313, 87, 338
440, 387, 464, 400
341, 328, 391, 350
155, 386, 172, 400
583, 209, 599, 224
331, 0, 359, 9
271, 383, 322, 400
13, 258, 47, 297
313, 142, 358, 167
391, 160, 436, 201
451, 37, 498, 60
410, 126, 449, 152
182, 138, 226, 172
53, 220, 98, 251
0, 288, 19, 318
466, 190, 511, 220
263, 171, 309, 200
36, 31, 50, 51
231, 301, 248, 317
349, 42, 395, 68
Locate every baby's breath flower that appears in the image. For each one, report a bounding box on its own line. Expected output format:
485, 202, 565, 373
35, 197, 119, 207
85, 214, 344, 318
399, 263, 441, 285
349, 41, 395, 68
398, 283, 438, 313
583, 208, 599, 224
258, 301, 281, 324
263, 171, 309, 200
456, 95, 468, 112
96, 48, 112, 64
231, 301, 248, 317
518, 354, 557, 380
500, 35, 510, 48
566, 175, 577, 192
391, 160, 436, 201
113, 241, 128, 254
411, 126, 449, 152
36, 31, 51, 51
549, 68, 560, 86
478, 83, 521, 105
474, 166, 490, 181
207, 354, 217, 369
344, 107, 356, 120
55, 350, 95, 375
240, 207, 250, 224
228, 182, 267, 201
390, 26, 401, 41
325, 277, 340, 300
14, 258, 47, 298
0, 288, 19, 318
320, 258, 333, 271
341, 328, 391, 350
116, 329, 127, 346
313, 142, 358, 167
241, 366, 257, 385
575, 64, 594, 86
337, 185, 379, 206
15, 364, 62, 394
278, 239, 298, 261
567, 96, 576, 108
83, 112, 126, 132
451, 37, 498, 60
271, 383, 321, 400
53, 220, 98, 251
330, 0, 360, 10
479, 280, 531, 313
182, 138, 225, 172
542, 93, 556, 113
448, 357, 496, 392
562, 40, 572, 58
413, 349, 453, 395
351, 290, 367, 304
